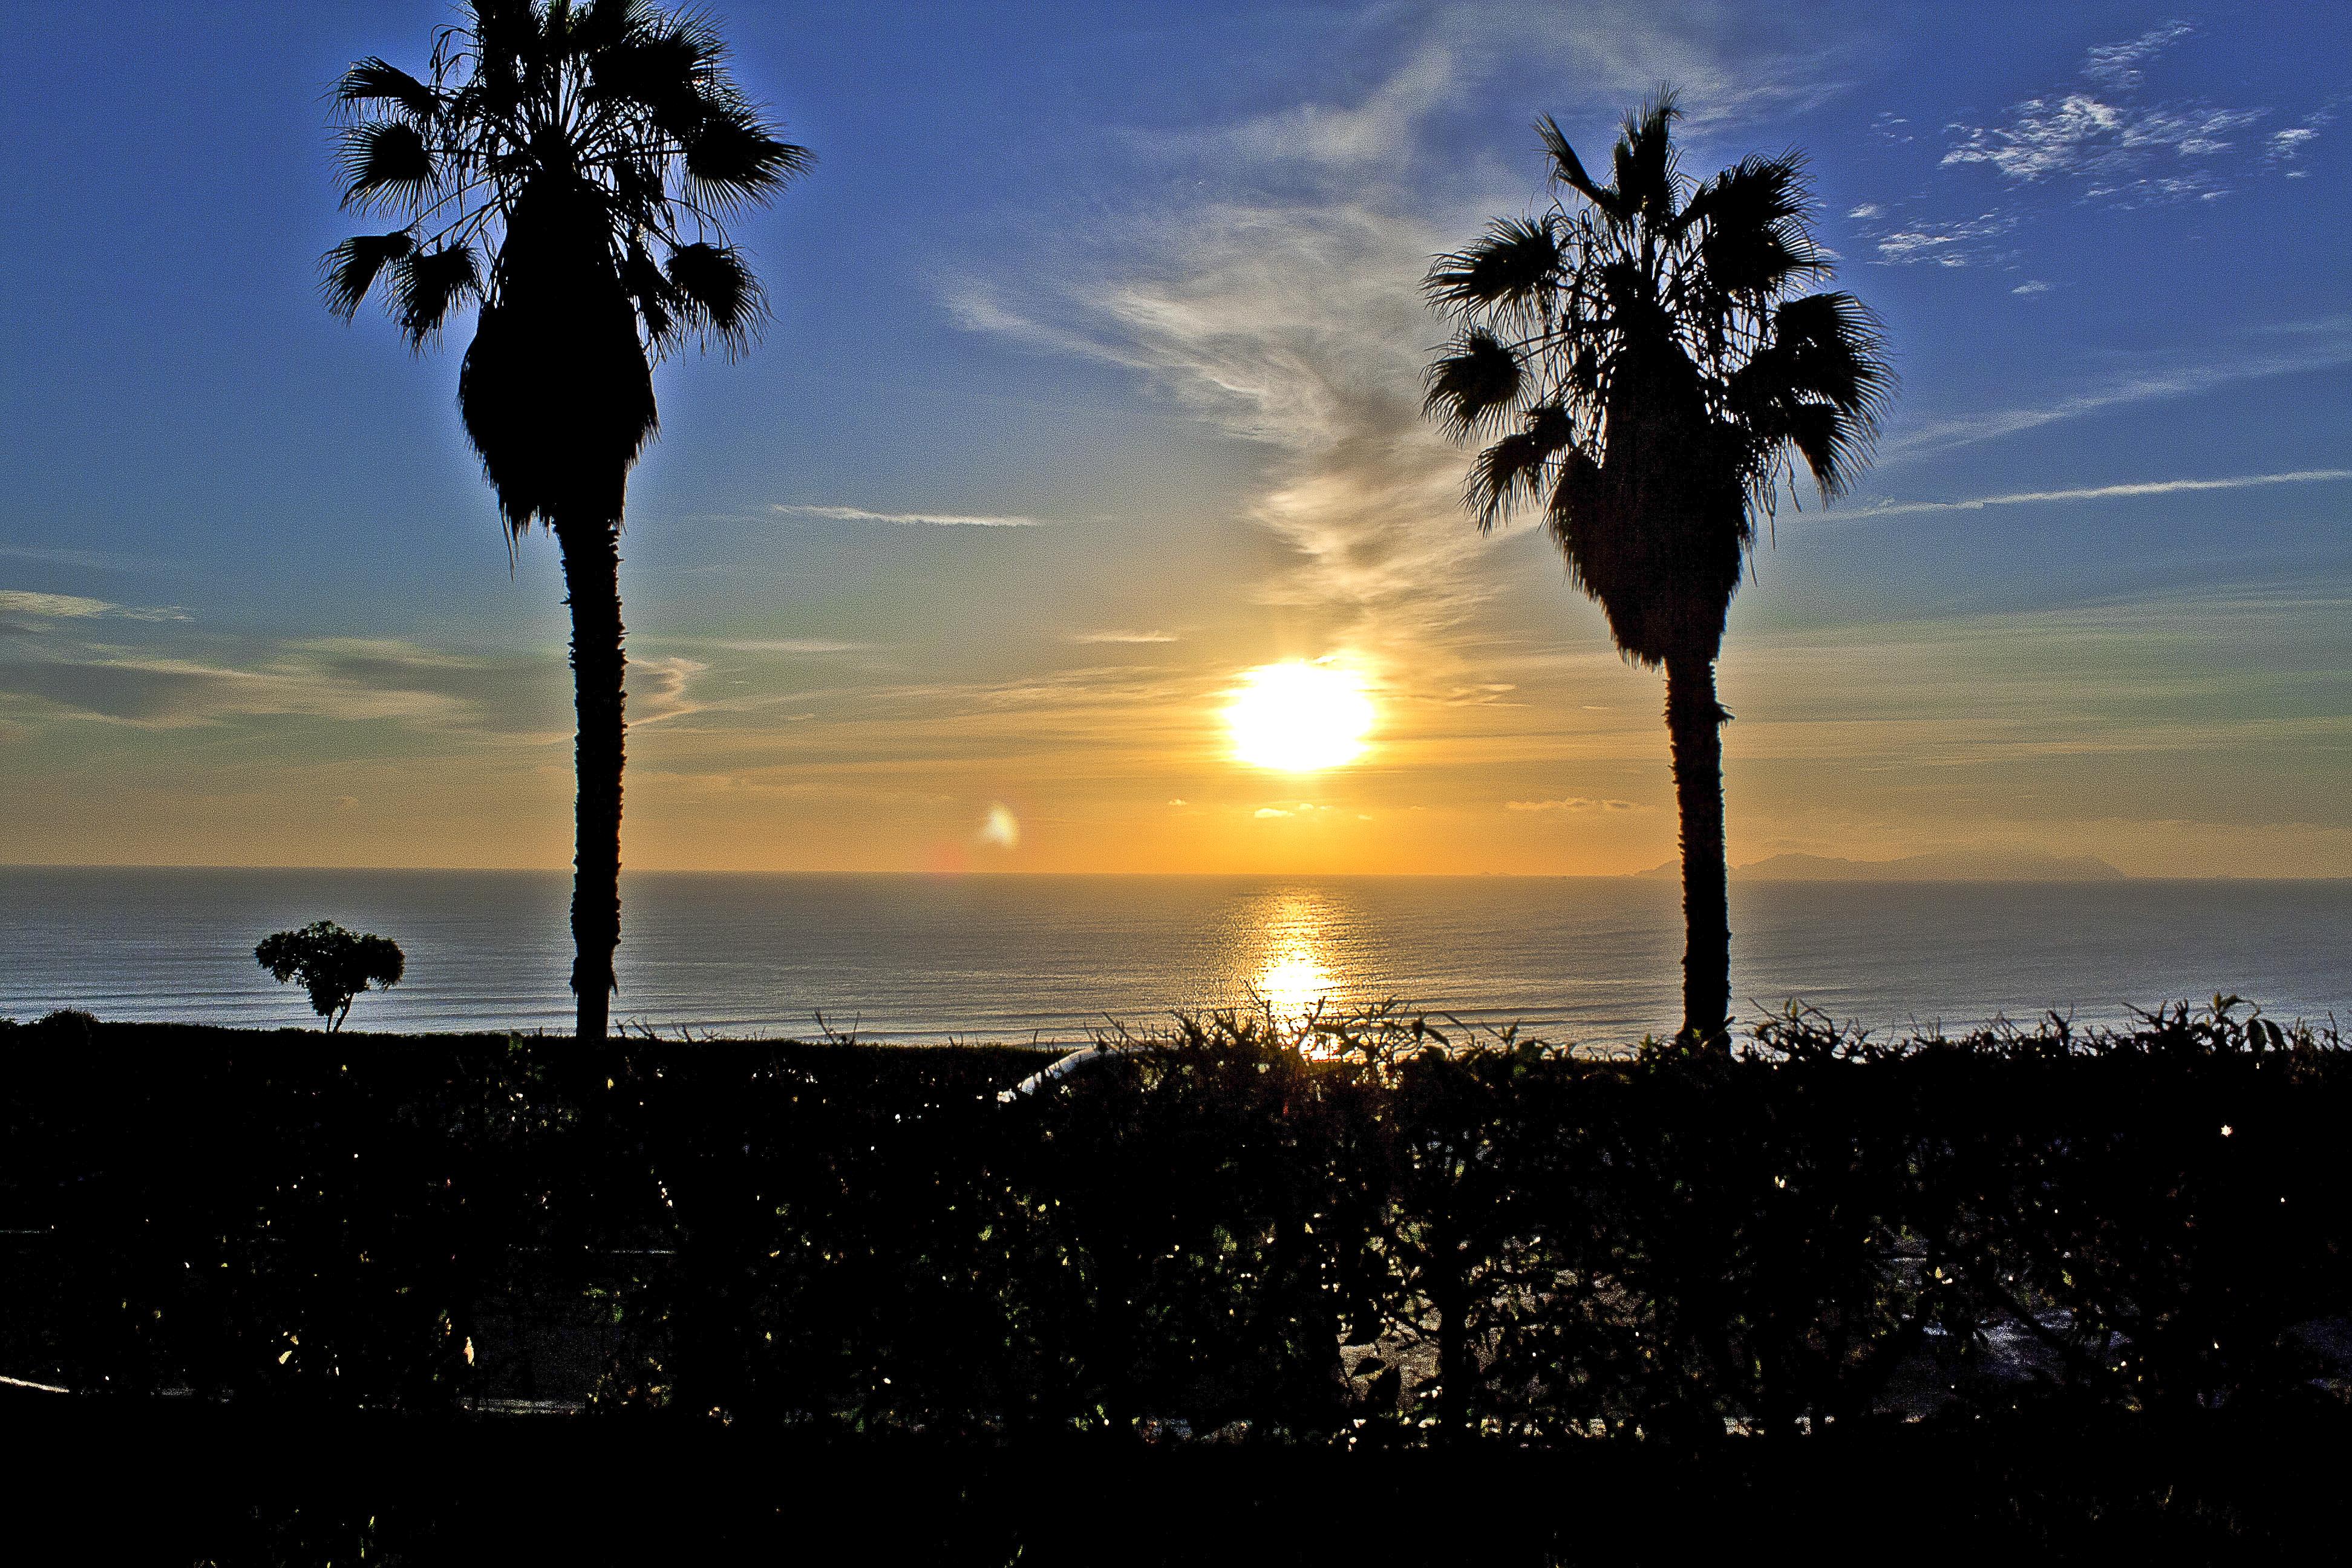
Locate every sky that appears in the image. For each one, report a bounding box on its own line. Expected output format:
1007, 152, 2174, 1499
0, 1, 2347, 877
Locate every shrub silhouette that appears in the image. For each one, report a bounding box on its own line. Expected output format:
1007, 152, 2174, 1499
9, 1000, 2347, 1443
254, 921, 405, 1031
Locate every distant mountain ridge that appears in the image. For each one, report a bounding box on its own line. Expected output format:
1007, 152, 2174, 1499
1635, 850, 2128, 882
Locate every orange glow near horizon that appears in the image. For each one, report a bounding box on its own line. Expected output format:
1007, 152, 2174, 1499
1225, 661, 1376, 773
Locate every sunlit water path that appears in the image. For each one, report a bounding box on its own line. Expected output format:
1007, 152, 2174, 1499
2, 869, 2345, 1047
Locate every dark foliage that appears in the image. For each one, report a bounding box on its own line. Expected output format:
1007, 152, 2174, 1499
2, 1001, 2345, 1451
15, 1397, 2352, 1566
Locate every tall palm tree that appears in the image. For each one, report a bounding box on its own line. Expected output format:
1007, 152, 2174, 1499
1424, 94, 1892, 1050
323, 0, 807, 1040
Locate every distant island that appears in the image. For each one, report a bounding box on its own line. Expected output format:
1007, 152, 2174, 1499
1634, 850, 2128, 882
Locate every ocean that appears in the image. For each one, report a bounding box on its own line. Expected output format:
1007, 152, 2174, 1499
1, 867, 2346, 1047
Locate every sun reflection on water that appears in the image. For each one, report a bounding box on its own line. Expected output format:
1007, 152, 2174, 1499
1259, 946, 1333, 1019
1249, 892, 1346, 1055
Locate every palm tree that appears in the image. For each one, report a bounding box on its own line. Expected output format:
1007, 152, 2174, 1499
323, 0, 807, 1040
1423, 94, 1892, 1050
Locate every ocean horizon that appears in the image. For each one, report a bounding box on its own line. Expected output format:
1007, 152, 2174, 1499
3, 866, 2346, 1047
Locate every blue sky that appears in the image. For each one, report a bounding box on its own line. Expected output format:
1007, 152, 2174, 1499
1, 1, 2347, 874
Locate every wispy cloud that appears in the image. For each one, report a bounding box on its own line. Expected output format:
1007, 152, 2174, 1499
2271, 126, 2321, 160
0, 637, 563, 734
1842, 468, 2352, 522
1109, 204, 1491, 638
627, 656, 709, 726
771, 504, 1040, 528
1886, 323, 2352, 456
1069, 629, 1178, 644
1506, 797, 1642, 812
0, 589, 188, 623
2082, 21, 2194, 91
1938, 22, 2284, 203
663, 636, 870, 655
1725, 581, 2352, 783
2268, 103, 2336, 169
959, 198, 1490, 662
1869, 209, 2018, 267
1850, 22, 2330, 275
1129, 1, 1850, 180
953, 4, 1861, 700
1200, 43, 1460, 172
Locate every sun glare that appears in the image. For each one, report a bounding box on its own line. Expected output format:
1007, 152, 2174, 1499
1226, 661, 1374, 772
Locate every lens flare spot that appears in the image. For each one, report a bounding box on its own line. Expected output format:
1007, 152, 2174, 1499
1226, 661, 1374, 772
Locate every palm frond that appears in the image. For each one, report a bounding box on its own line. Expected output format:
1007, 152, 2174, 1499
1424, 217, 1562, 312
682, 104, 812, 212
1467, 403, 1580, 531
648, 5, 730, 78
623, 238, 679, 348
1747, 402, 1863, 500
587, 31, 696, 111
1674, 151, 1806, 236
1423, 330, 1524, 439
1534, 114, 1625, 220
336, 57, 437, 122
1543, 448, 1614, 607
338, 120, 436, 214
590, 7, 725, 125
468, 0, 546, 93
1685, 153, 1822, 295
393, 244, 481, 347
570, 0, 649, 53
664, 241, 766, 357
1612, 92, 1682, 225
1765, 292, 1894, 419
1595, 257, 1653, 318
1726, 299, 1892, 500
589, 146, 649, 211
319, 231, 417, 319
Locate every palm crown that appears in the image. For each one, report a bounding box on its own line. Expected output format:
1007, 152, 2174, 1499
1424, 95, 1891, 666
323, 0, 808, 531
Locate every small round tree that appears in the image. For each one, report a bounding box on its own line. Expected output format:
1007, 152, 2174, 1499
255, 921, 407, 1033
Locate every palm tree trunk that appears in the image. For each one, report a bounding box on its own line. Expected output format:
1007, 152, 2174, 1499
1664, 654, 1731, 1051
557, 521, 625, 1044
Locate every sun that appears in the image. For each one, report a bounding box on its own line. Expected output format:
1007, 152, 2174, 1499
1226, 661, 1375, 772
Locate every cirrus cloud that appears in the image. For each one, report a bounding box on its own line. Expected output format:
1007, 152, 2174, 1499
771, 503, 1040, 528
1507, 797, 1642, 812
1938, 23, 2294, 203
0, 589, 188, 624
